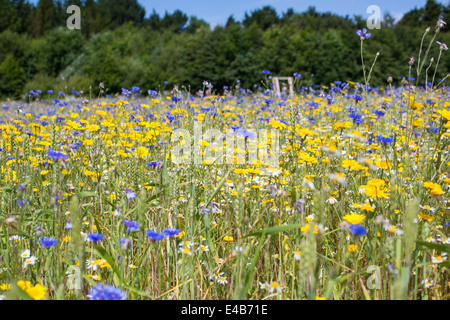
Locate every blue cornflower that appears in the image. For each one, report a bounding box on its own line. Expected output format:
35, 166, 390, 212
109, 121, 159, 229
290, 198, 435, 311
374, 109, 385, 117
262, 70, 270, 75
163, 228, 181, 237
356, 28, 372, 40
148, 90, 157, 96
349, 224, 367, 237
352, 95, 363, 103
87, 233, 104, 243
39, 237, 57, 248
125, 188, 136, 200
200, 206, 211, 215
293, 72, 301, 78
237, 128, 256, 140
427, 126, 439, 134
64, 219, 73, 230
146, 230, 165, 241
377, 136, 394, 145
88, 283, 127, 300
48, 149, 69, 160
123, 220, 140, 232
148, 161, 159, 167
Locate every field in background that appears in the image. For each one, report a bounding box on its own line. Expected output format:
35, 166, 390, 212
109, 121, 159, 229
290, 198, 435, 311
0, 71, 449, 299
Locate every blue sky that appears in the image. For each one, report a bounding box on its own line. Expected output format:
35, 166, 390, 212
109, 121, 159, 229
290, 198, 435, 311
139, 0, 447, 27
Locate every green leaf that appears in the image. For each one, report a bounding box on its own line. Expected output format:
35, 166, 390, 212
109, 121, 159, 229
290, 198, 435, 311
416, 241, 450, 254
94, 245, 122, 282
238, 237, 267, 299
76, 191, 98, 199
122, 284, 155, 299
242, 224, 302, 238
0, 186, 12, 193
10, 282, 33, 300
205, 168, 231, 208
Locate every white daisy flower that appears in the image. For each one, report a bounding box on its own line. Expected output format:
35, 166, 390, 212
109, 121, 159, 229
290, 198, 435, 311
23, 256, 37, 268
20, 249, 30, 259
217, 276, 228, 285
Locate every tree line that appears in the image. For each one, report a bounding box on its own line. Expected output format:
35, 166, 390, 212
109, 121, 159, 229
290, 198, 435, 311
0, 0, 449, 99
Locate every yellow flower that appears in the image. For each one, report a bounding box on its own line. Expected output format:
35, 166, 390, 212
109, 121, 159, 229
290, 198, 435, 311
175, 231, 185, 239
17, 281, 47, 300
87, 274, 102, 281
423, 181, 444, 195
135, 146, 149, 158
269, 120, 287, 130
223, 236, 234, 242
430, 185, 444, 195
418, 212, 435, 222
333, 121, 351, 130
0, 283, 11, 290
86, 124, 100, 132
342, 159, 366, 171
299, 152, 317, 164
360, 203, 374, 212
17, 280, 32, 290
343, 213, 365, 225
92, 259, 111, 268
117, 149, 130, 158
25, 283, 47, 300
360, 180, 389, 199
301, 224, 310, 232
199, 140, 210, 147
315, 296, 326, 300
348, 244, 357, 252
367, 179, 385, 188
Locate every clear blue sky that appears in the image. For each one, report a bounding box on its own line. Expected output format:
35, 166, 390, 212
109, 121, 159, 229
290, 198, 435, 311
139, 0, 447, 27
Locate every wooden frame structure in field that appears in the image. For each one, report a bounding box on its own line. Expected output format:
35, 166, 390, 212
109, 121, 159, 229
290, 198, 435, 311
272, 77, 294, 97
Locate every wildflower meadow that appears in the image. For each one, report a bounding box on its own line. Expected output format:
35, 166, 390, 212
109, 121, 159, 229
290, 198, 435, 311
0, 2, 450, 302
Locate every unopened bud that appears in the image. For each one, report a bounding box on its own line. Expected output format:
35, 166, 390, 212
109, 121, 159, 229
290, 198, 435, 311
387, 76, 393, 83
